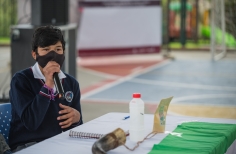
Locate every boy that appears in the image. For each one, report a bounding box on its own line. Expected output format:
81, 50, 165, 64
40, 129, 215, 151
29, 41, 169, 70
9, 25, 83, 152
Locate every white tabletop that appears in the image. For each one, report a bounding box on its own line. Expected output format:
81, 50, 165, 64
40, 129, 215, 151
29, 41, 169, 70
15, 112, 236, 154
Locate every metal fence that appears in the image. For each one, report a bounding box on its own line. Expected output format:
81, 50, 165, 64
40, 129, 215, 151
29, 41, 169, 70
0, 0, 17, 37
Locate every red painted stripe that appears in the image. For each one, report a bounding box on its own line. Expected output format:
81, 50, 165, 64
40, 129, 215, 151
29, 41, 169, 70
78, 46, 161, 57
82, 61, 163, 76
81, 79, 116, 94
79, 0, 161, 7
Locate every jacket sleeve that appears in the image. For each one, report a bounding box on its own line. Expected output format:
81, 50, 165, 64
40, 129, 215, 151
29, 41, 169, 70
10, 73, 51, 131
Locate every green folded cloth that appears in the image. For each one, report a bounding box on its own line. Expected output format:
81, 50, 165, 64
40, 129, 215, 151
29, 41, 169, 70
148, 122, 236, 154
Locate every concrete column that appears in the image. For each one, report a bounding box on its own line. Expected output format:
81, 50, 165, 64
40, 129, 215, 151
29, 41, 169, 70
17, 0, 78, 24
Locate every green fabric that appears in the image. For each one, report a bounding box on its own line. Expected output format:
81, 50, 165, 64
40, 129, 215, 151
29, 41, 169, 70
148, 122, 236, 154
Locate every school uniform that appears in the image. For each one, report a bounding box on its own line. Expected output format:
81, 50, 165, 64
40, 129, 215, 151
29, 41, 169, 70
9, 63, 83, 150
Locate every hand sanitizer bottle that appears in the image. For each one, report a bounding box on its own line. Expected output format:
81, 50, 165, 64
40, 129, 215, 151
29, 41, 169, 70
129, 93, 145, 142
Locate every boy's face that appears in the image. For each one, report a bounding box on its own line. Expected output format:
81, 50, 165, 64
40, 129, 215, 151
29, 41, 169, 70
32, 41, 63, 60
37, 41, 63, 56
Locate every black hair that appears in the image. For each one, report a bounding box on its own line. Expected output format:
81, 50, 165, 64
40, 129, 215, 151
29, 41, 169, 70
31, 25, 65, 52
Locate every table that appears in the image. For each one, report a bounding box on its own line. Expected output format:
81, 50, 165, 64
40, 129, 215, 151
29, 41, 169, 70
15, 112, 236, 154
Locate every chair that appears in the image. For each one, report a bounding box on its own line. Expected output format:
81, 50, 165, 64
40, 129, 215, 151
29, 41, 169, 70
0, 103, 11, 144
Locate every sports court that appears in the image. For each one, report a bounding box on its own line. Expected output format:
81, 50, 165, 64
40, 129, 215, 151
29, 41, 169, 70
78, 53, 236, 121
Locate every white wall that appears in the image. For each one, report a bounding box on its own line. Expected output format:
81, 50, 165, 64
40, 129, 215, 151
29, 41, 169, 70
78, 7, 162, 49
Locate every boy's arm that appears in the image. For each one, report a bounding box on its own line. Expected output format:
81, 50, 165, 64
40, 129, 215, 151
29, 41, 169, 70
10, 74, 51, 131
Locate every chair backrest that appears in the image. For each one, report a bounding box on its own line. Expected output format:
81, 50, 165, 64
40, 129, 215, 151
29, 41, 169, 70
0, 103, 11, 144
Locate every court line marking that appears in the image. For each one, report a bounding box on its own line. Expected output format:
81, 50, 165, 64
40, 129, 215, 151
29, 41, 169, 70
77, 67, 120, 79
129, 78, 236, 91
131, 66, 143, 72
172, 94, 236, 102
141, 71, 236, 78
81, 60, 170, 99
82, 93, 236, 106
76, 55, 164, 66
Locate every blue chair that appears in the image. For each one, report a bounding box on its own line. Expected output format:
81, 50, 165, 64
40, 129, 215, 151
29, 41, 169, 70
0, 103, 11, 144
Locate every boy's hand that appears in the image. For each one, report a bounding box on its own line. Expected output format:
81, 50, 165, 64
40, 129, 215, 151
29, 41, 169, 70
42, 61, 60, 88
57, 103, 81, 129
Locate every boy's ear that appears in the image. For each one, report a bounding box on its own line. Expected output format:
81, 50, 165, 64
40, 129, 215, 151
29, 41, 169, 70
31, 51, 36, 60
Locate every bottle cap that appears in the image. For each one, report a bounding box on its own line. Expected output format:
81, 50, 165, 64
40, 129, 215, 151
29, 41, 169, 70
133, 93, 141, 98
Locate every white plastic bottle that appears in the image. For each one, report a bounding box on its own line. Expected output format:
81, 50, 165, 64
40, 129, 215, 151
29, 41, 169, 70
129, 93, 145, 142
